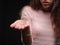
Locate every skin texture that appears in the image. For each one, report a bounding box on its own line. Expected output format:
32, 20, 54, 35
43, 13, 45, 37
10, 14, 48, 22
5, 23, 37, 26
10, 20, 30, 30
40, 0, 53, 11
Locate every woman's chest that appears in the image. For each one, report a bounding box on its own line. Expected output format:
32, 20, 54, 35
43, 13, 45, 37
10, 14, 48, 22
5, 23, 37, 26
30, 11, 55, 38
31, 12, 53, 31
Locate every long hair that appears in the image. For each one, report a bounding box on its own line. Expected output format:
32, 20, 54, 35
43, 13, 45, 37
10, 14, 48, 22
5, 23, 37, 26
29, 0, 58, 10
51, 0, 60, 44
29, 0, 60, 44
30, 0, 41, 10
52, 0, 60, 37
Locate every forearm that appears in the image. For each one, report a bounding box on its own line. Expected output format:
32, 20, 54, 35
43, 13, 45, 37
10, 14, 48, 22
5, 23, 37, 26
22, 26, 32, 45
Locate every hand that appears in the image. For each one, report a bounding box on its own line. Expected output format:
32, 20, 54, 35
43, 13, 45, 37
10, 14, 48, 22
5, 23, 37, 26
10, 20, 30, 30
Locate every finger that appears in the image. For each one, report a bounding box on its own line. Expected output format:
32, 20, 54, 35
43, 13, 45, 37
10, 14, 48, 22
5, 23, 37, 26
24, 22, 29, 27
10, 22, 16, 28
14, 25, 20, 29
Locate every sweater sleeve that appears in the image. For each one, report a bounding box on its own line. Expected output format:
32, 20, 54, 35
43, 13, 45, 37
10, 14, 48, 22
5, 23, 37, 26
20, 6, 31, 20
20, 6, 32, 45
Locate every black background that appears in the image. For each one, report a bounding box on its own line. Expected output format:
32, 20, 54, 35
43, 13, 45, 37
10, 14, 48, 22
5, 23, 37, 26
0, 0, 30, 45
1, 0, 60, 45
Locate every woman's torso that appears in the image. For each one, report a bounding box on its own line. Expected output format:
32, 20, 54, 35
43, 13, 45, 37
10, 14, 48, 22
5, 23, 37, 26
22, 6, 55, 45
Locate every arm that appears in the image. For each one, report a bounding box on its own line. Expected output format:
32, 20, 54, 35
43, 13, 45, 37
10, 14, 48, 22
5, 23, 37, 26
22, 26, 32, 45
21, 6, 32, 45
10, 6, 32, 45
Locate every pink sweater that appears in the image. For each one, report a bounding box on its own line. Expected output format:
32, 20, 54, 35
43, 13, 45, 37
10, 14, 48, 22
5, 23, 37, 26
21, 6, 55, 45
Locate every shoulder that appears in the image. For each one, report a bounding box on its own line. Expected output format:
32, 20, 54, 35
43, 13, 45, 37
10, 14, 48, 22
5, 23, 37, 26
21, 5, 33, 12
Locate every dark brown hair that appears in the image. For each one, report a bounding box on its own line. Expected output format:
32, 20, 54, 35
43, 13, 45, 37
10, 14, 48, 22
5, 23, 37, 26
30, 0, 56, 11
30, 0, 41, 10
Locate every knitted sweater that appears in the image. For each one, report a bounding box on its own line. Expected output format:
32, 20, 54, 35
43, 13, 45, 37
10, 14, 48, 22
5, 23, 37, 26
21, 5, 55, 45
